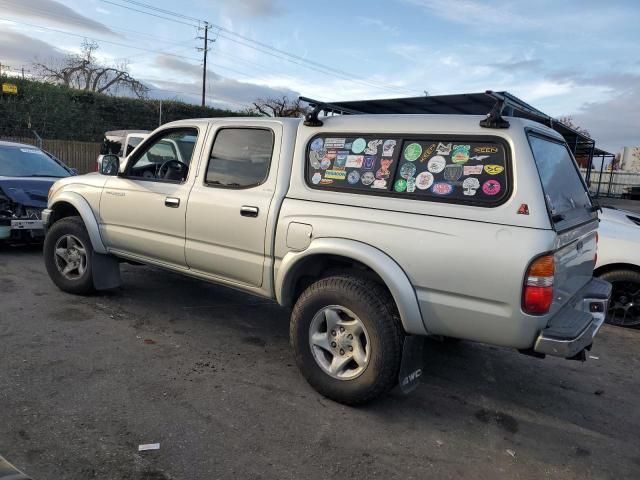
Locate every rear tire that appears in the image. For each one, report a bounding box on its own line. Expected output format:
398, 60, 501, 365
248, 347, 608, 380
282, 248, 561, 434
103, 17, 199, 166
290, 275, 404, 405
44, 216, 96, 295
598, 269, 640, 328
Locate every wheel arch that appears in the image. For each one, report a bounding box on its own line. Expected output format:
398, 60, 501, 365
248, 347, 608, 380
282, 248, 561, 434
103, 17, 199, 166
48, 191, 107, 254
275, 238, 427, 335
594, 262, 640, 277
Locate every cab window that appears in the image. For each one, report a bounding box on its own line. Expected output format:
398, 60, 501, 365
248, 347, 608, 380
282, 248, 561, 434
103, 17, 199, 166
126, 129, 198, 182
205, 128, 274, 188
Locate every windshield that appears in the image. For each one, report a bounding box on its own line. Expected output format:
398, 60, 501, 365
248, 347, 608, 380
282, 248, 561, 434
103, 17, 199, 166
528, 133, 593, 227
0, 145, 71, 178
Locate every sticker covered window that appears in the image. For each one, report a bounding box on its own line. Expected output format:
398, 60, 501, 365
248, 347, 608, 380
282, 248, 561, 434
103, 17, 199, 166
391, 140, 508, 203
306, 135, 401, 191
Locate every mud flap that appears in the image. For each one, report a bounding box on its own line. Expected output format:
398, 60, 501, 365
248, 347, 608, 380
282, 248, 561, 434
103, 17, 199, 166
398, 336, 425, 394
92, 252, 121, 290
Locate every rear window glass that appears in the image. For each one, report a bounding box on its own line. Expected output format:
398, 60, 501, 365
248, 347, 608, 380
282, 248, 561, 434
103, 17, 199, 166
306, 135, 509, 204
528, 133, 592, 224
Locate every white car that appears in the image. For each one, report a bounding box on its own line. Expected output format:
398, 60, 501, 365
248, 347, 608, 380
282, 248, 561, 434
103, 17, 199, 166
596, 206, 640, 327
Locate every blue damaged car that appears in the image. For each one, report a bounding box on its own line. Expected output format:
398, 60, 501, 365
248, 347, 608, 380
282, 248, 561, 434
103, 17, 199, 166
0, 140, 75, 242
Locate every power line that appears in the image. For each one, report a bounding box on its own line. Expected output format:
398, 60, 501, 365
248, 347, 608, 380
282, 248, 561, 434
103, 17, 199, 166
101, 0, 418, 96
100, 0, 200, 28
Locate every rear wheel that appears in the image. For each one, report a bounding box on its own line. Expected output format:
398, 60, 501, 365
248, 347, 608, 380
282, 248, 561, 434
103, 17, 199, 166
290, 275, 404, 405
44, 216, 96, 295
598, 269, 640, 328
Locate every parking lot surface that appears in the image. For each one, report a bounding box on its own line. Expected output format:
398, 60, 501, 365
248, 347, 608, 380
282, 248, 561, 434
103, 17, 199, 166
1, 246, 639, 480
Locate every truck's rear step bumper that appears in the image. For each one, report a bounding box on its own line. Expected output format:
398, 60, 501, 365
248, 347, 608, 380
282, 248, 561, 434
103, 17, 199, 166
534, 278, 612, 358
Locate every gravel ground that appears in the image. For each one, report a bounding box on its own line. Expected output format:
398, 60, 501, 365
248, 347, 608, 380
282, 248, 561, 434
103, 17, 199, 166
1, 245, 639, 480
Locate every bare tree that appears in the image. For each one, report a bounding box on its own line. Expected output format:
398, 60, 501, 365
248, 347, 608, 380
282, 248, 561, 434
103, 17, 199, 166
249, 96, 309, 117
556, 115, 591, 138
34, 40, 148, 98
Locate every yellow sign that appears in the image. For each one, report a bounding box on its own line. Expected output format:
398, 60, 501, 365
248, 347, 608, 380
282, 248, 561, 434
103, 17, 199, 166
2, 83, 18, 94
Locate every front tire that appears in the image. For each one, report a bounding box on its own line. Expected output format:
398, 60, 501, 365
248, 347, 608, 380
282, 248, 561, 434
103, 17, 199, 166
290, 275, 404, 405
44, 216, 96, 295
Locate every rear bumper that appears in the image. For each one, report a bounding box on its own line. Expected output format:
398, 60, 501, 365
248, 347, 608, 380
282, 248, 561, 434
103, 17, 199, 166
534, 278, 612, 358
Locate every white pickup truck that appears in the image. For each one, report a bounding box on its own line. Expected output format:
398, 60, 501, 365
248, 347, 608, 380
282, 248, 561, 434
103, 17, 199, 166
42, 110, 611, 404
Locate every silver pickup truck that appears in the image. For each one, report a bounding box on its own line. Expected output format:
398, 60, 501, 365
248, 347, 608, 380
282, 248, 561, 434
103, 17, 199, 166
42, 110, 611, 405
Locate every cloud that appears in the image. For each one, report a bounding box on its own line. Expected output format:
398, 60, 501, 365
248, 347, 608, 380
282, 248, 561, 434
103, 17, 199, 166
214, 0, 282, 17
356, 17, 398, 34
0, 30, 65, 67
2, 0, 115, 35
148, 55, 299, 109
488, 58, 543, 73
400, 0, 536, 28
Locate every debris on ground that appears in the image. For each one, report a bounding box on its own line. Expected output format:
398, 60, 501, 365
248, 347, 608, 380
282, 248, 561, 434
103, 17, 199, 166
506, 449, 516, 458
138, 443, 160, 452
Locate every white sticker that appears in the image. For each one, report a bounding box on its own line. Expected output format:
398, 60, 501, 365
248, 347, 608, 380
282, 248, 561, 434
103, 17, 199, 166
324, 138, 345, 148
364, 139, 383, 155
382, 139, 397, 157
427, 156, 446, 173
415, 171, 434, 190
463, 177, 480, 196
371, 179, 387, 189
345, 155, 364, 168
312, 172, 322, 184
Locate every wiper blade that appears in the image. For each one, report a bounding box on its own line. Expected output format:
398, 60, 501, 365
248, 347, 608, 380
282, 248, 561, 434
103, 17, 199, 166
28, 174, 66, 178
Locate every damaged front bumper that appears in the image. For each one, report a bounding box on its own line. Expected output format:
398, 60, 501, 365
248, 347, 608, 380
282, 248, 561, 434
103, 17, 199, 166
0, 213, 45, 241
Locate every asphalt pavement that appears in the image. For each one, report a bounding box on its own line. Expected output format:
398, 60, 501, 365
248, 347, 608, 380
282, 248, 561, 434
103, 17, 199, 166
1, 245, 639, 480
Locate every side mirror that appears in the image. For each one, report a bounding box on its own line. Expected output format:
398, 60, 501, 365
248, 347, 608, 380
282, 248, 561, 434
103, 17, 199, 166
100, 155, 120, 176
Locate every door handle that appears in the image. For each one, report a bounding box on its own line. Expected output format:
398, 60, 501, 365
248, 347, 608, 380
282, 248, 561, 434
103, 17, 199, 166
240, 206, 259, 217
165, 197, 180, 208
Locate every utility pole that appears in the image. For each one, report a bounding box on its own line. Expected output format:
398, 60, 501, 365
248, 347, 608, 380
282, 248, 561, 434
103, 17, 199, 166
197, 22, 214, 107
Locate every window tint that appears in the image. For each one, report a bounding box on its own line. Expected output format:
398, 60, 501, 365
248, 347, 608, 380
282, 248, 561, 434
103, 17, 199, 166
306, 134, 509, 205
528, 134, 592, 224
127, 129, 198, 182
206, 128, 274, 188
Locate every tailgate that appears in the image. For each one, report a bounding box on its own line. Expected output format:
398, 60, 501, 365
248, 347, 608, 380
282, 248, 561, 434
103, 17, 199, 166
552, 220, 598, 312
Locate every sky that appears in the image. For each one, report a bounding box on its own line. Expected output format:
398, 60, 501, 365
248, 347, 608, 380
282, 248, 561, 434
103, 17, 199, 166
0, 0, 638, 152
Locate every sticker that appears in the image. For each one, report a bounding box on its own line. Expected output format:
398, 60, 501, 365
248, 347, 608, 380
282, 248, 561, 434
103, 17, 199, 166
319, 178, 334, 185
420, 143, 436, 161
403, 143, 422, 162
394, 179, 407, 192
324, 150, 337, 161
361, 171, 375, 185
469, 155, 490, 162
482, 179, 501, 196
309, 153, 321, 170
484, 165, 504, 175
365, 139, 383, 155
335, 151, 348, 168
346, 155, 364, 168
431, 182, 454, 195
19, 148, 44, 155
406, 177, 416, 193
351, 138, 366, 154
400, 162, 417, 179
435, 142, 452, 155
344, 142, 353, 150
443, 164, 463, 182
517, 203, 530, 215
415, 171, 434, 190
427, 156, 446, 173
363, 155, 376, 170
462, 177, 480, 196
325, 169, 347, 180
382, 140, 397, 157
372, 179, 387, 189
376, 158, 394, 179
347, 170, 361, 184
325, 138, 346, 148
312, 172, 322, 185
320, 157, 331, 170
474, 146, 498, 154
463, 165, 484, 175
310, 138, 324, 151
451, 145, 470, 164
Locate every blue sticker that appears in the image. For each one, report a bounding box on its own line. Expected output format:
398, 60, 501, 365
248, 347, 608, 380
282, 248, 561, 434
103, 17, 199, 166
351, 138, 366, 154
363, 155, 376, 170
310, 138, 324, 151
347, 170, 360, 184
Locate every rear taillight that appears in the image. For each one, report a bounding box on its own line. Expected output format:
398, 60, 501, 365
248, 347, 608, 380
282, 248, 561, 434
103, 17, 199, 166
523, 254, 555, 314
